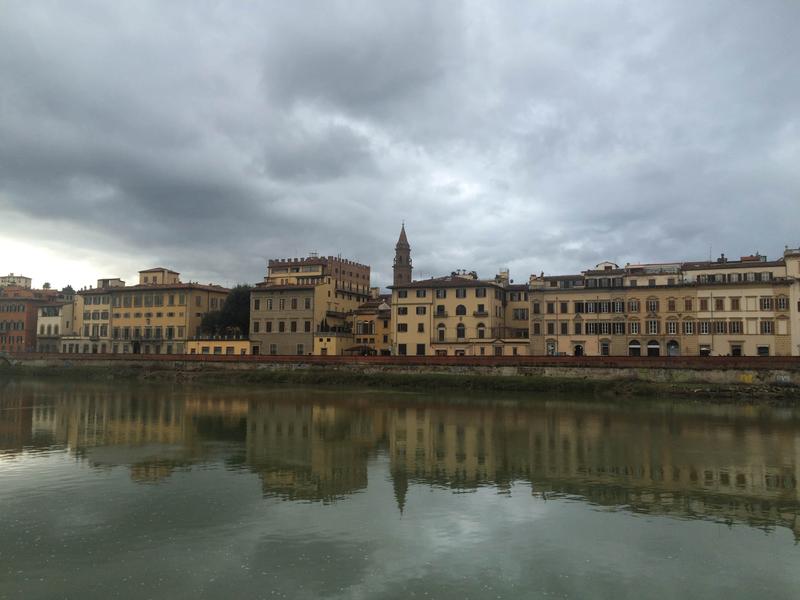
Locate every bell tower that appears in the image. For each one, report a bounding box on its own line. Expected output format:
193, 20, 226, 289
393, 224, 412, 286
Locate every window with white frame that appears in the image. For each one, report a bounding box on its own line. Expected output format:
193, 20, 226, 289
647, 320, 659, 335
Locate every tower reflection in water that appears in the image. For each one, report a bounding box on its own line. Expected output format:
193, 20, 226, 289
1, 380, 798, 538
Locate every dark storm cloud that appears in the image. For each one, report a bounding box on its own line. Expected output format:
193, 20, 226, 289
1, 0, 799, 287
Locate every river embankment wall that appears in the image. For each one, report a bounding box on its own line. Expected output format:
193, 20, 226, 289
3, 354, 800, 398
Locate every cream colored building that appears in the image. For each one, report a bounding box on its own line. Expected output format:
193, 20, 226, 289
530, 249, 800, 357
250, 255, 370, 355
64, 269, 229, 355
391, 270, 529, 357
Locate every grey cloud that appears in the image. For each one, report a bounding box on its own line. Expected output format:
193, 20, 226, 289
1, 0, 799, 288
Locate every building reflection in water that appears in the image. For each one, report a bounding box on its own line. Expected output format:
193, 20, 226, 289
1, 380, 798, 537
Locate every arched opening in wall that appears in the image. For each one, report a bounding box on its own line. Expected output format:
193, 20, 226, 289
437, 324, 446, 342
628, 341, 641, 357
477, 323, 485, 339
647, 340, 660, 357
455, 305, 467, 316
573, 344, 584, 357
456, 324, 465, 339
546, 340, 557, 356
667, 340, 680, 356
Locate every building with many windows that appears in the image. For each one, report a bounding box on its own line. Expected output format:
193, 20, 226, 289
0, 285, 58, 353
250, 254, 371, 355
0, 273, 32, 289
530, 248, 800, 357
62, 268, 229, 355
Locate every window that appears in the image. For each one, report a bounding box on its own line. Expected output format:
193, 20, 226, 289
730, 297, 740, 311
700, 298, 709, 311
667, 299, 676, 312
533, 323, 541, 335
253, 321, 260, 333
415, 290, 426, 298
455, 288, 467, 298
269, 344, 278, 355
757, 346, 769, 356
729, 320, 742, 334
417, 323, 424, 333
684, 299, 693, 311
629, 321, 640, 335
532, 303, 540, 314
546, 302, 555, 314
628, 300, 640, 313
434, 289, 447, 299
455, 305, 467, 316
546, 322, 555, 335
715, 298, 724, 311
560, 302, 568, 314
416, 344, 426, 356
398, 307, 408, 315
304, 297, 311, 310
278, 321, 285, 333
397, 323, 408, 332
397, 290, 408, 298
760, 320, 774, 334
776, 297, 788, 310
304, 321, 311, 332
574, 322, 582, 335
699, 321, 710, 335
613, 322, 625, 335
600, 341, 610, 356
667, 321, 677, 335
613, 300, 624, 313
291, 298, 298, 309
648, 279, 656, 287
398, 344, 407, 355
683, 321, 694, 335
296, 344, 304, 355
476, 288, 487, 298
456, 324, 465, 339
415, 306, 426, 315
477, 324, 485, 339
560, 322, 568, 335
647, 299, 659, 313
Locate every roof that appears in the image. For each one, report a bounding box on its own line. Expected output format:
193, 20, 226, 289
681, 259, 785, 271
138, 267, 179, 273
396, 224, 410, 248
506, 284, 529, 291
80, 283, 229, 294
584, 268, 626, 276
390, 276, 503, 290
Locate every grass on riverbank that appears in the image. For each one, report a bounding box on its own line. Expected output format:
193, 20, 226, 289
2, 363, 797, 400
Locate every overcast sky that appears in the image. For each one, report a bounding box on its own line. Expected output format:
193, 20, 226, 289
1, 1, 799, 290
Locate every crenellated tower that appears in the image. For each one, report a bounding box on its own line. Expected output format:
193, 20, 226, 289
393, 224, 412, 286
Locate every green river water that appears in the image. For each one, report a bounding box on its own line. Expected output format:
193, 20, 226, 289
0, 379, 798, 599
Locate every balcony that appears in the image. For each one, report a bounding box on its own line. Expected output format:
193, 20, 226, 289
473, 311, 489, 317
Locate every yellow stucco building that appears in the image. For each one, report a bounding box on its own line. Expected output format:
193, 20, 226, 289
530, 249, 800, 357
250, 255, 371, 355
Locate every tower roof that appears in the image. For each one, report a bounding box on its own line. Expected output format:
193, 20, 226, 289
396, 224, 410, 249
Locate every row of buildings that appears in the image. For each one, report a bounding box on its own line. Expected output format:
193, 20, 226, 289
3, 226, 800, 356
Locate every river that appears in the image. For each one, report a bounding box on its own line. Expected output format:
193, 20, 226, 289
1, 379, 798, 599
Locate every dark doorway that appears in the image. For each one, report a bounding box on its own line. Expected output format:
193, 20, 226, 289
647, 341, 660, 357
574, 345, 584, 357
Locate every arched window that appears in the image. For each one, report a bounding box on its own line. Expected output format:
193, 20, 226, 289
455, 305, 467, 316
437, 324, 446, 342
477, 323, 485, 339
628, 340, 641, 357
456, 323, 465, 339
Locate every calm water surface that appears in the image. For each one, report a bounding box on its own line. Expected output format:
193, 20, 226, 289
0, 379, 798, 599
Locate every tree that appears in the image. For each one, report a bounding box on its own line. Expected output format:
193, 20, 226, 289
200, 285, 252, 336
42, 282, 51, 289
